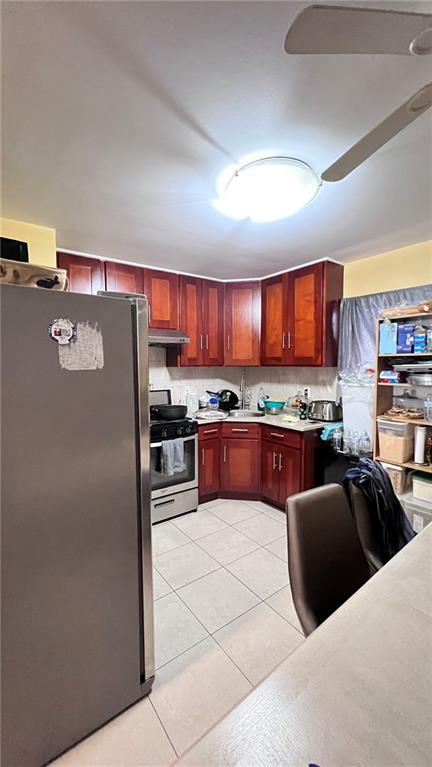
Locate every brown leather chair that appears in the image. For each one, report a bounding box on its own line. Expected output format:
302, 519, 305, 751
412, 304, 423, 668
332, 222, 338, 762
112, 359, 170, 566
347, 482, 386, 575
286, 483, 370, 636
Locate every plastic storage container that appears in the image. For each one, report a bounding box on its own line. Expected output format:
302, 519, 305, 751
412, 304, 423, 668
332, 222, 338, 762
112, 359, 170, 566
377, 419, 414, 463
401, 494, 432, 533
380, 462, 411, 496
412, 472, 432, 503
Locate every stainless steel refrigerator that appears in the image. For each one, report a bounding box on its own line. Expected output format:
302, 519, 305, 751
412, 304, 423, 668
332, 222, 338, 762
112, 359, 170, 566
1, 284, 154, 767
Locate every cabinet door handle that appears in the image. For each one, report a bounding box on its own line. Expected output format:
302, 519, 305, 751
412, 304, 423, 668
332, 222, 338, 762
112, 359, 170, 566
270, 432, 284, 439
206, 334, 209, 350
287, 330, 291, 349
201, 448, 205, 466
200, 334, 203, 350
282, 332, 285, 350
226, 334, 230, 351
272, 451, 277, 470
231, 428, 248, 432
148, 303, 151, 324
223, 445, 227, 463
203, 429, 218, 434
279, 453, 283, 471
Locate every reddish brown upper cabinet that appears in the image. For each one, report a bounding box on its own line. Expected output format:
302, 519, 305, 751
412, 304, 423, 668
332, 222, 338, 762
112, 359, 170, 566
202, 280, 224, 366
261, 275, 286, 365
144, 268, 178, 329
174, 276, 224, 366
224, 281, 261, 366
261, 261, 343, 367
57, 252, 105, 295
105, 261, 144, 294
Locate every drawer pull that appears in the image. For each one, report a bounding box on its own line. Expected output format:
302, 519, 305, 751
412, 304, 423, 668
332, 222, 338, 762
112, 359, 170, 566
270, 432, 285, 438
154, 498, 175, 508
203, 429, 218, 434
231, 428, 249, 432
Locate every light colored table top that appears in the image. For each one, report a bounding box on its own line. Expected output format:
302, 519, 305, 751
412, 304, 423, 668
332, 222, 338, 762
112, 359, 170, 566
197, 414, 334, 433
174, 524, 432, 767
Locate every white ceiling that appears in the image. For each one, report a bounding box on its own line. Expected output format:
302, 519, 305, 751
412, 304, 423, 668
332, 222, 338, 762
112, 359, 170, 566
2, 1, 432, 279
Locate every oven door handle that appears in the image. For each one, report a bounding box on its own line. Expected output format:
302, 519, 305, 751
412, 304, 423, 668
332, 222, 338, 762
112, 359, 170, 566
150, 435, 197, 448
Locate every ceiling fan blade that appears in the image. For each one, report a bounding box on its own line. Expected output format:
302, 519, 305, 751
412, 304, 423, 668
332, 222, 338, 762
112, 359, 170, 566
321, 83, 432, 182
284, 5, 432, 55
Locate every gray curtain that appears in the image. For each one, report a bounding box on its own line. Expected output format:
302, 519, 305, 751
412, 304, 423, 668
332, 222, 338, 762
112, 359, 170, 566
338, 284, 432, 371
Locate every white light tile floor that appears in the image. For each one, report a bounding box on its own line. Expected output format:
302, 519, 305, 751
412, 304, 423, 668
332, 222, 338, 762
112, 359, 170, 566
53, 500, 304, 766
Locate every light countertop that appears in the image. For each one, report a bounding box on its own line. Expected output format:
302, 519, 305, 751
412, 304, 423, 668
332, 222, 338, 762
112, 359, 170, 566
174, 525, 432, 767
196, 413, 337, 433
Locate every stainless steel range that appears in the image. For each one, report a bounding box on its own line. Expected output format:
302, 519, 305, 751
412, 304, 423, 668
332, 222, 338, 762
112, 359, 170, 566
150, 389, 198, 523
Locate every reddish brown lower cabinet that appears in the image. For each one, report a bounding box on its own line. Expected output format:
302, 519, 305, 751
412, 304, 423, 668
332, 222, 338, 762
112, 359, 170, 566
220, 438, 260, 498
198, 424, 221, 502
57, 252, 105, 295
261, 440, 301, 507
199, 437, 220, 502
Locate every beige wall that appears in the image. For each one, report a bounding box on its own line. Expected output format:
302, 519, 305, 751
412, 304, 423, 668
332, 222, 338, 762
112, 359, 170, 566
0, 218, 56, 267
343, 240, 432, 298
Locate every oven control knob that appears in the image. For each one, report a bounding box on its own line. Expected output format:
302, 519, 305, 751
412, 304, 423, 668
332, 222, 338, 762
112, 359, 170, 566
177, 426, 183, 435
162, 428, 168, 438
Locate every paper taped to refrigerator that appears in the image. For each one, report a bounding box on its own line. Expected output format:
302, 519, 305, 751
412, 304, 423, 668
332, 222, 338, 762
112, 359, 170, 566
59, 322, 104, 370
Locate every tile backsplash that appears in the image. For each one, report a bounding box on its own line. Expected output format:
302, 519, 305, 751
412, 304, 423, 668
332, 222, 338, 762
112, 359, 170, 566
149, 348, 338, 406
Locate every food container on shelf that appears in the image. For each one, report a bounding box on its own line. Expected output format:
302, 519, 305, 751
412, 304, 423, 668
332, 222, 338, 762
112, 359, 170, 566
380, 462, 411, 496
401, 494, 432, 533
376, 418, 414, 463
412, 472, 432, 503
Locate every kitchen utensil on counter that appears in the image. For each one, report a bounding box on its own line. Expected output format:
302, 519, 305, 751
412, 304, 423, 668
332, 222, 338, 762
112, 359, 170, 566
194, 409, 228, 421
199, 392, 210, 408
308, 399, 343, 422
264, 400, 285, 415
150, 404, 188, 421
206, 389, 239, 412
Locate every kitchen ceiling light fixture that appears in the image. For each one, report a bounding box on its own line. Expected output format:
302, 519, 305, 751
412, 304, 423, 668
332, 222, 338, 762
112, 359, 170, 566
214, 156, 321, 223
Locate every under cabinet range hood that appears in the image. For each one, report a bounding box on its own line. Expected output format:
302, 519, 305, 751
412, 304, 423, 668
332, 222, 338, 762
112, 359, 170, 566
97, 293, 190, 346
148, 328, 190, 346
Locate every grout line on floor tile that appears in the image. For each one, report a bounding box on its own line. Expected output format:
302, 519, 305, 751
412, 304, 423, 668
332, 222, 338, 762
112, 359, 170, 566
148, 695, 179, 758
204, 506, 263, 527
154, 633, 211, 673
154, 562, 224, 594
263, 545, 288, 564
264, 586, 305, 637
173, 569, 263, 640
152, 538, 205, 567
191, 534, 262, 568
229, 525, 287, 547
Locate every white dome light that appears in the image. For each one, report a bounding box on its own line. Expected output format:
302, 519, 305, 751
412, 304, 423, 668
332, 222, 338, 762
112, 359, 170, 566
214, 156, 321, 223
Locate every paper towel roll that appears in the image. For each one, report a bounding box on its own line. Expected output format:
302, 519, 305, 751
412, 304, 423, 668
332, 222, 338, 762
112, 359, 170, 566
414, 425, 427, 464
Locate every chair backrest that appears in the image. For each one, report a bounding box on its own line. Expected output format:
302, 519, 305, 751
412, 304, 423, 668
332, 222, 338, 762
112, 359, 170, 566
286, 483, 370, 636
347, 482, 386, 575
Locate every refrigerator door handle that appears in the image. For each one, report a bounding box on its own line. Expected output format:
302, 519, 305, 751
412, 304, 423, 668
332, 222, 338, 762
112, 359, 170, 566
132, 297, 155, 684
